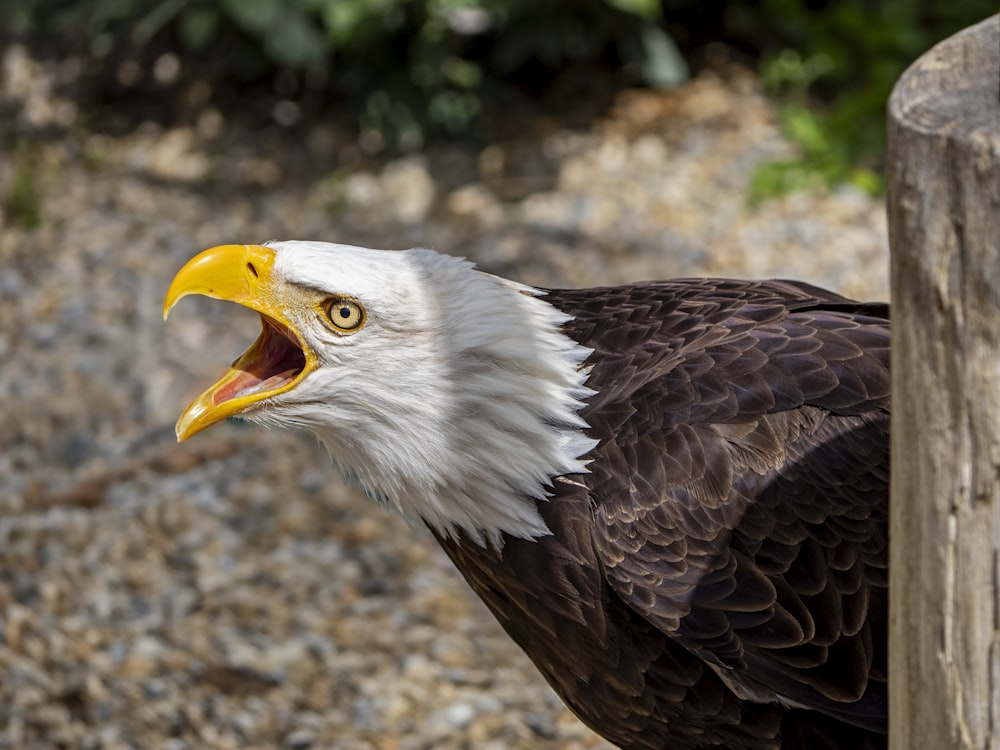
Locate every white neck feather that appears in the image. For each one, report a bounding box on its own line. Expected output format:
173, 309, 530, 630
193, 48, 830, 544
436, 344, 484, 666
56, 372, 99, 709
255, 245, 597, 546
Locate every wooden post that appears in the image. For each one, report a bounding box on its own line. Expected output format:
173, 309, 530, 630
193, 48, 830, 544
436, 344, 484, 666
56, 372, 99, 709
888, 13, 1000, 750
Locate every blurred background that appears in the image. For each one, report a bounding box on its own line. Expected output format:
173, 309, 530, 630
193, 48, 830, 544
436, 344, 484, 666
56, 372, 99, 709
0, 2, 993, 749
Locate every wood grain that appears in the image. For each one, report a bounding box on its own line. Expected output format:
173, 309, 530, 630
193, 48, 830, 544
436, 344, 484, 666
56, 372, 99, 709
887, 13, 1000, 750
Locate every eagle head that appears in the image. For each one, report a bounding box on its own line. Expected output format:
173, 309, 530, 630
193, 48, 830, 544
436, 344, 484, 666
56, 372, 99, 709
164, 241, 596, 544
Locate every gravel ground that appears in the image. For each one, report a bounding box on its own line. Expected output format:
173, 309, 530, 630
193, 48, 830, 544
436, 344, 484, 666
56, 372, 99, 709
0, 46, 889, 750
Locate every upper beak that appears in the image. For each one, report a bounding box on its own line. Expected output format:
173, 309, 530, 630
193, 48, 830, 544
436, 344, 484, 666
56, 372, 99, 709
164, 243, 279, 321
164, 244, 314, 441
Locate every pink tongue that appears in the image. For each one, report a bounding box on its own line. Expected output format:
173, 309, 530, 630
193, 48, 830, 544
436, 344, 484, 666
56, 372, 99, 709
213, 368, 299, 405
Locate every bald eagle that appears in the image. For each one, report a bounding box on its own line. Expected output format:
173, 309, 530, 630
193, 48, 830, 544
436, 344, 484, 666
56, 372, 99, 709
164, 241, 890, 750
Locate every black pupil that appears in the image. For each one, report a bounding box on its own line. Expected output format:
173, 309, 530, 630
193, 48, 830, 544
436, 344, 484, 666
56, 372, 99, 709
338, 307, 351, 319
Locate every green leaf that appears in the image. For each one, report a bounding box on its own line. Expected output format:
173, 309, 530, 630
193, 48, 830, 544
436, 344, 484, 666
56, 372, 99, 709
179, 5, 221, 51
427, 89, 480, 133
321, 0, 398, 44
638, 27, 687, 89
440, 56, 481, 89
321, 1, 365, 44
606, 0, 660, 20
220, 0, 282, 35
782, 106, 828, 155
265, 11, 328, 67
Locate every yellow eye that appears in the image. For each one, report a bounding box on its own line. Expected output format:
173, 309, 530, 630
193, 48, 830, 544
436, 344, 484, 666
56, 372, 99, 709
324, 298, 365, 332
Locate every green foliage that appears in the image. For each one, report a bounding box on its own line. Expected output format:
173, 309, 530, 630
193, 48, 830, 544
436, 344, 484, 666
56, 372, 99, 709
749, 106, 884, 202
3, 0, 670, 147
3, 141, 44, 229
3, 0, 995, 193
723, 0, 998, 197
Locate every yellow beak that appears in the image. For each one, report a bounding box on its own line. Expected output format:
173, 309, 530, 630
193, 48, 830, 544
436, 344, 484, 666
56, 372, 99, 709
164, 244, 315, 441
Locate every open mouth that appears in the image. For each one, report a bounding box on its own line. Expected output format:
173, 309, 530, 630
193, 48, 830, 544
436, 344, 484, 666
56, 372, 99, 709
164, 242, 320, 441
214, 315, 307, 405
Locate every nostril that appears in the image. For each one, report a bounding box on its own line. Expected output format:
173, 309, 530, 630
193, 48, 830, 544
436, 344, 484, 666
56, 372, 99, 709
247, 262, 258, 278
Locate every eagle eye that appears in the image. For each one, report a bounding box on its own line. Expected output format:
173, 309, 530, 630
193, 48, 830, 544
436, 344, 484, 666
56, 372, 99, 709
324, 298, 365, 332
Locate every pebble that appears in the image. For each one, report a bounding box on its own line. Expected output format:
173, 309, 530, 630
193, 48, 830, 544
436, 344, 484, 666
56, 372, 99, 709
441, 701, 477, 729
285, 728, 317, 749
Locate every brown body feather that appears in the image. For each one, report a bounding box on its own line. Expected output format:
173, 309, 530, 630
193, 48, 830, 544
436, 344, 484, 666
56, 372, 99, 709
436, 278, 890, 750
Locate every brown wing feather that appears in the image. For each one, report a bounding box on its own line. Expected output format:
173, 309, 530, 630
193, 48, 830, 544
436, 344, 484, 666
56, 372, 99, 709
556, 279, 890, 737
435, 486, 790, 750
438, 279, 889, 749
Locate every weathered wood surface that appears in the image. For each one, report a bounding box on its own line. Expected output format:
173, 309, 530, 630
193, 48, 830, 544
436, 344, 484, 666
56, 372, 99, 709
887, 13, 1000, 750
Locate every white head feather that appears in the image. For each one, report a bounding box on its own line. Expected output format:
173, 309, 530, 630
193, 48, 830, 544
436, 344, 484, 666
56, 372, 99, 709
249, 240, 597, 546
